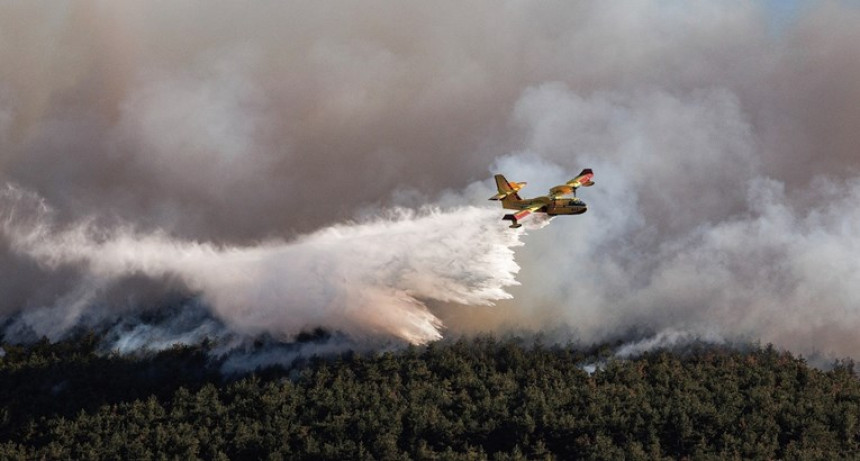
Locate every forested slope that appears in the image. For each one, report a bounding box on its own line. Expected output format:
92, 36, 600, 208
0, 335, 858, 460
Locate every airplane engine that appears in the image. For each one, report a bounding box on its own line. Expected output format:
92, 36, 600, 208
550, 185, 574, 197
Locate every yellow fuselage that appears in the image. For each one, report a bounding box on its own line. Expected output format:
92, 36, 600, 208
503, 197, 588, 215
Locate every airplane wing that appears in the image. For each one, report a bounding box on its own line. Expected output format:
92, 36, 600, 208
549, 168, 594, 198
502, 201, 545, 228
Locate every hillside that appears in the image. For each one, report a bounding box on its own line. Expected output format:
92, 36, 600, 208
0, 335, 858, 460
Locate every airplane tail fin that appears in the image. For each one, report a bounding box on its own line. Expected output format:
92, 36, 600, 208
489, 174, 524, 203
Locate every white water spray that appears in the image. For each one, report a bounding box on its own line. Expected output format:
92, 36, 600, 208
0, 185, 522, 345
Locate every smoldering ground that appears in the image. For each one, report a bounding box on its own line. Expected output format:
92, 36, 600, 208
2, 1, 860, 362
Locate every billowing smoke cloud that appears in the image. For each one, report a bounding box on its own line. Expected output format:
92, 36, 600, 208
2, 1, 860, 360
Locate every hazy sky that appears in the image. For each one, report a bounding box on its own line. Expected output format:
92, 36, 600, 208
2, 1, 860, 360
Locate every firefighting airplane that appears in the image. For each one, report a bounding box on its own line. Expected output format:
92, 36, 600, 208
490, 169, 594, 228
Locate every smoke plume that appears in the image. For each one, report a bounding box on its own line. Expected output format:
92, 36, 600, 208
2, 1, 860, 360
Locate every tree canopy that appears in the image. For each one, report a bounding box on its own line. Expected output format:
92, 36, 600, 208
0, 335, 857, 460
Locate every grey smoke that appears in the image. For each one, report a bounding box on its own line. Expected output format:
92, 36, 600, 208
1, 2, 860, 360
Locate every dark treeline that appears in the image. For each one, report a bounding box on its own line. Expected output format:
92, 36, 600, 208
0, 335, 858, 460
